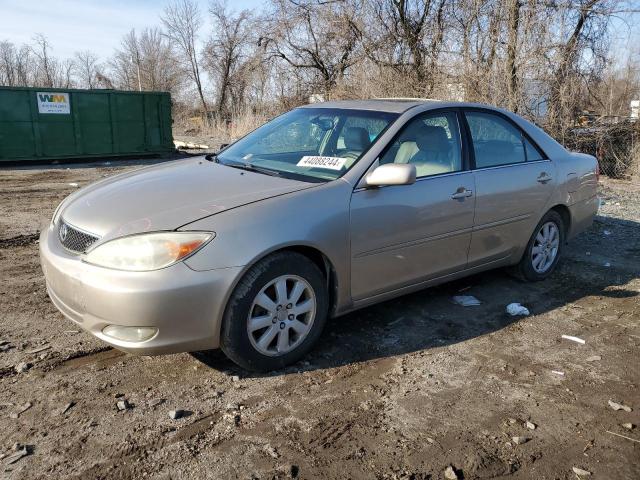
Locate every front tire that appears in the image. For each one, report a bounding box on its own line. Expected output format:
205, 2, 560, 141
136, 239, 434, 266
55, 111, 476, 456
220, 252, 328, 371
512, 210, 565, 282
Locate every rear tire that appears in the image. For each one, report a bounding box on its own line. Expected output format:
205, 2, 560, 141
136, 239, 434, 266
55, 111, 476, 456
220, 252, 328, 371
511, 210, 565, 282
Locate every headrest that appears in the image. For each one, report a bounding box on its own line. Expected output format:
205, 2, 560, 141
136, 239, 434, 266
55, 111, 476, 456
344, 127, 370, 151
415, 125, 449, 152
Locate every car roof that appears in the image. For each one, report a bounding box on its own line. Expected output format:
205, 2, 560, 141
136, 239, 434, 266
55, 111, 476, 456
299, 99, 498, 114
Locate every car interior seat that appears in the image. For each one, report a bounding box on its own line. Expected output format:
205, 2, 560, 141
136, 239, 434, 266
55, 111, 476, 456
342, 127, 371, 167
395, 124, 454, 176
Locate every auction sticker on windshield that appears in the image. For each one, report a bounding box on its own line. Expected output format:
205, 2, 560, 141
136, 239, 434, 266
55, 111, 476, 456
297, 156, 347, 170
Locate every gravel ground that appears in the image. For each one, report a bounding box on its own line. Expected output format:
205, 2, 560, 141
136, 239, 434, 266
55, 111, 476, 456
0, 160, 638, 480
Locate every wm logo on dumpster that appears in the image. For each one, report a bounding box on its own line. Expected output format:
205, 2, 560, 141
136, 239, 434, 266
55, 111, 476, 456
38, 94, 67, 103
36, 91, 70, 114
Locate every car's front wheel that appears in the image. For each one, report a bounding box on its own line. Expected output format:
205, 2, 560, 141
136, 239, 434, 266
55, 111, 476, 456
220, 251, 328, 371
512, 210, 565, 282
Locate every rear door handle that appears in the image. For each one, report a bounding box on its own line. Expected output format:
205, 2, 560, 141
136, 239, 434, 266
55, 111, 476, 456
537, 172, 553, 184
451, 188, 473, 200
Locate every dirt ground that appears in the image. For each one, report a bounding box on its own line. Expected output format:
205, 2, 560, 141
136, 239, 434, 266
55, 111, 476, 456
0, 158, 638, 480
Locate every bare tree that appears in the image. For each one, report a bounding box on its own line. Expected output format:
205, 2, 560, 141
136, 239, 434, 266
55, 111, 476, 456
110, 28, 184, 93
60, 58, 75, 88
546, 0, 614, 135
362, 0, 449, 94
31, 34, 57, 87
161, 0, 209, 115
261, 0, 362, 95
75, 50, 100, 88
0, 44, 34, 87
203, 1, 255, 117
505, 0, 521, 112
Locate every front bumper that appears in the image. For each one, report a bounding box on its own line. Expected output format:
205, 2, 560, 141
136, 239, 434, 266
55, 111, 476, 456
39, 225, 242, 354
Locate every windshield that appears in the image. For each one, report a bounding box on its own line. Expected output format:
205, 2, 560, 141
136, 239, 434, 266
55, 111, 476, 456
217, 108, 398, 181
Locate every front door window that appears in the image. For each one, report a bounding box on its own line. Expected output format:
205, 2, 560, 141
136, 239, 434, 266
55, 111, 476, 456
379, 112, 462, 178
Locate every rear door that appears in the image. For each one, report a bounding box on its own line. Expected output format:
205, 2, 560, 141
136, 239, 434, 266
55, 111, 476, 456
463, 109, 556, 266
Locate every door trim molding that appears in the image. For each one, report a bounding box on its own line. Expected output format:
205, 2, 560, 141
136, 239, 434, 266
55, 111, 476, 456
471, 213, 531, 232
353, 226, 473, 258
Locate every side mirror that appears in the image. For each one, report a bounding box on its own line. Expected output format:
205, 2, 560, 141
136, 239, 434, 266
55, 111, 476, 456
365, 163, 416, 187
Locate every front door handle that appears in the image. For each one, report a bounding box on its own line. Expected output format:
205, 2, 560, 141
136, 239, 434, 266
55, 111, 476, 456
451, 188, 473, 200
537, 172, 553, 184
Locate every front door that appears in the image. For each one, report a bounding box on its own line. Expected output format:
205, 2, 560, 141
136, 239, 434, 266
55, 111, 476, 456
350, 110, 475, 300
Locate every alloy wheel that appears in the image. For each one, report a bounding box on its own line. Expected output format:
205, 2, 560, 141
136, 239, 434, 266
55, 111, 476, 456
247, 275, 316, 356
531, 221, 560, 273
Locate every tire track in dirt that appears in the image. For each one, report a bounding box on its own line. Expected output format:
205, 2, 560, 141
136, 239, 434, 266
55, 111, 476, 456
68, 412, 221, 479
0, 233, 39, 248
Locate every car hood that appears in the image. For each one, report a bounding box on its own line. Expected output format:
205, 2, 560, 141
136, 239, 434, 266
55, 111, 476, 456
60, 158, 316, 241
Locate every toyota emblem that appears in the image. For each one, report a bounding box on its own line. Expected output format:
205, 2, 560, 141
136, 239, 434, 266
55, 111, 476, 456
59, 223, 68, 242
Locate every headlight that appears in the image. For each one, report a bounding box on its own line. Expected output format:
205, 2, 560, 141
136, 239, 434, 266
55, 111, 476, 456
84, 232, 214, 271
51, 200, 65, 227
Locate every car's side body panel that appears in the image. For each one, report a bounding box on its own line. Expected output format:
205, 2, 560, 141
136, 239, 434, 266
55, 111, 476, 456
349, 171, 475, 300
467, 160, 558, 266
183, 179, 355, 316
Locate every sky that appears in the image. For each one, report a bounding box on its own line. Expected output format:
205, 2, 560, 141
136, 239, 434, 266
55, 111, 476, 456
1, 0, 638, 65
0, 0, 264, 60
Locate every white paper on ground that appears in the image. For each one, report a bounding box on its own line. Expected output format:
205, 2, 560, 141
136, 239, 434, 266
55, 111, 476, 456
506, 303, 530, 316
561, 334, 586, 344
452, 295, 481, 306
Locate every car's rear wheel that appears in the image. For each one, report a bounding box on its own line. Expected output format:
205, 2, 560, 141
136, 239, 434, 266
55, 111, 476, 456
220, 251, 328, 371
512, 210, 565, 282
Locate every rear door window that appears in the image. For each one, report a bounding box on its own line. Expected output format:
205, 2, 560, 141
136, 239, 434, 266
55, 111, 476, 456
465, 111, 526, 168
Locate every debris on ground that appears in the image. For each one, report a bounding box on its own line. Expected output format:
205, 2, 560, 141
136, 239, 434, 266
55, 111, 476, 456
26, 344, 51, 354
174, 140, 210, 150
551, 370, 565, 376
116, 399, 132, 411
58, 402, 75, 416
585, 355, 601, 362
148, 398, 165, 408
561, 335, 586, 344
231, 375, 240, 382
603, 262, 611, 267
512, 436, 530, 445
605, 430, 640, 444
68, 183, 79, 187
0, 340, 12, 352
4, 444, 33, 465
169, 409, 188, 420
526, 421, 537, 430
608, 400, 632, 412
452, 295, 481, 307
572, 466, 592, 477
15, 362, 32, 373
506, 303, 530, 316
621, 423, 635, 430
264, 444, 280, 459
444, 465, 459, 479
9, 402, 33, 419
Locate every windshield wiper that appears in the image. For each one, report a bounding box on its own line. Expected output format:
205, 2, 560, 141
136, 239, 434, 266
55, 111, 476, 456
225, 161, 281, 177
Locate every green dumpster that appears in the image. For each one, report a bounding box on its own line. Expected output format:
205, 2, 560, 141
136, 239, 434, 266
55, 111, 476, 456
0, 86, 173, 162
